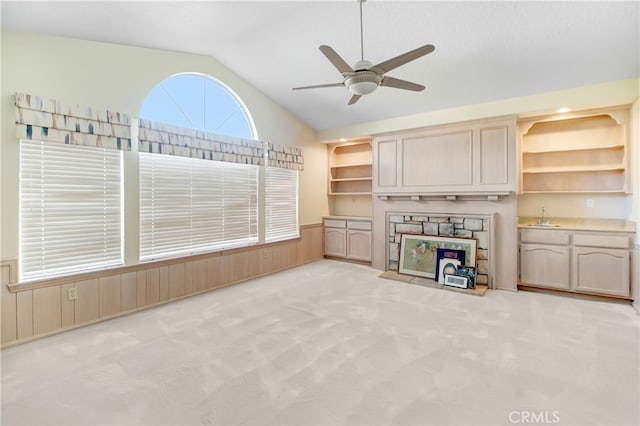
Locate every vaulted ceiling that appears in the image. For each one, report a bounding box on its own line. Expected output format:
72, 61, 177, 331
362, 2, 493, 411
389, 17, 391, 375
2, 1, 639, 131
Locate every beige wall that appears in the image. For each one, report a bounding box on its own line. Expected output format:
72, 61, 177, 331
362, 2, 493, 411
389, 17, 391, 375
0, 30, 329, 263
318, 79, 639, 143
320, 79, 639, 222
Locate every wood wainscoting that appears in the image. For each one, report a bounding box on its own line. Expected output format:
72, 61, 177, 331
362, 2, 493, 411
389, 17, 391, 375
1, 224, 323, 348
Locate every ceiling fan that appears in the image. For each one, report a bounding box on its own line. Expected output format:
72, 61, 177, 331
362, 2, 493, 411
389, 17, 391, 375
292, 0, 435, 105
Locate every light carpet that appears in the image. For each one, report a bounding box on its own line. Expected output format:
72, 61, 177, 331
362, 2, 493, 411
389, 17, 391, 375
2, 259, 639, 425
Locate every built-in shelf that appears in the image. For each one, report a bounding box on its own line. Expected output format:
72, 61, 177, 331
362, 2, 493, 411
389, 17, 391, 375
328, 141, 372, 196
522, 166, 625, 174
521, 144, 624, 154
519, 108, 629, 194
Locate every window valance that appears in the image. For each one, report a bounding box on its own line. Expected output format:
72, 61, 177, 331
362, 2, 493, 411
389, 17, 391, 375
15, 93, 131, 151
138, 119, 264, 165
267, 143, 304, 171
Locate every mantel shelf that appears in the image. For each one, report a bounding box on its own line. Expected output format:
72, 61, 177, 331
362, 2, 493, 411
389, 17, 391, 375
375, 192, 512, 202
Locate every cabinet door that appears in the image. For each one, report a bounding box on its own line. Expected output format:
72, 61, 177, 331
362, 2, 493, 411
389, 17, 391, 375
324, 227, 347, 258
373, 117, 515, 194
347, 230, 372, 262
572, 248, 630, 297
477, 122, 514, 190
519, 243, 570, 290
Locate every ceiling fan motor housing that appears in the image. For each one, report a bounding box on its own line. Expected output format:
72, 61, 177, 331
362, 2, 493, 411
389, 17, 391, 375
345, 70, 383, 95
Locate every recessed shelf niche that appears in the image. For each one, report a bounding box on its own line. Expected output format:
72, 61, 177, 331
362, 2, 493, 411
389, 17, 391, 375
328, 140, 372, 195
519, 108, 629, 194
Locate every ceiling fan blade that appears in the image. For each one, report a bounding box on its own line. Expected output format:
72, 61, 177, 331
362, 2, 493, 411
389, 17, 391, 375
380, 76, 425, 92
348, 94, 362, 105
292, 82, 344, 91
372, 44, 435, 74
319, 45, 354, 75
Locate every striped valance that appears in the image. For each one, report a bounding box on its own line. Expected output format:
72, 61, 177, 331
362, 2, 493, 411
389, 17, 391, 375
267, 143, 304, 171
15, 93, 131, 151
138, 119, 264, 165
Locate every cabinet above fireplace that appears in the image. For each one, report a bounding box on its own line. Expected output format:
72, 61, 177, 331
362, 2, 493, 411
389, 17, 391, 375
372, 116, 517, 197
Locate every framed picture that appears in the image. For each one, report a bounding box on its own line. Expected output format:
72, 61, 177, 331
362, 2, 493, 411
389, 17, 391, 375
456, 266, 477, 289
398, 234, 477, 279
444, 274, 469, 289
435, 248, 466, 282
437, 258, 461, 284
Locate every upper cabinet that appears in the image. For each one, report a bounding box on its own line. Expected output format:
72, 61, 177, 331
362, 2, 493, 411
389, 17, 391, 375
328, 140, 372, 195
518, 106, 630, 194
372, 116, 517, 196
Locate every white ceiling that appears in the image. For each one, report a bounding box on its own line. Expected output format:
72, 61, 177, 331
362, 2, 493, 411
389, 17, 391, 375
2, 1, 639, 132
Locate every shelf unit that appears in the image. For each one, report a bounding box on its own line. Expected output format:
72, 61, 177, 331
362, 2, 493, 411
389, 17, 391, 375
519, 108, 629, 194
328, 140, 372, 195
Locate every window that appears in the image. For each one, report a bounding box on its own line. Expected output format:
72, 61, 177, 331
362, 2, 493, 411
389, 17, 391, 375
138, 73, 265, 261
139, 153, 258, 261
265, 167, 299, 242
138, 73, 301, 262
140, 73, 255, 138
19, 140, 123, 281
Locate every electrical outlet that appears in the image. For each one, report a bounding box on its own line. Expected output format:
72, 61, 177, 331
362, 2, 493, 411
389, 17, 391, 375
586, 199, 594, 209
67, 287, 78, 301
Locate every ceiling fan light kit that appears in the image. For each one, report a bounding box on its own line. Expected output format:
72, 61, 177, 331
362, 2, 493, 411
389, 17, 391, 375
346, 72, 382, 95
293, 0, 435, 105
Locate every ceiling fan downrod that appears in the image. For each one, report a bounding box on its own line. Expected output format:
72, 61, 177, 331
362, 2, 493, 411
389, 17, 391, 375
359, 0, 365, 62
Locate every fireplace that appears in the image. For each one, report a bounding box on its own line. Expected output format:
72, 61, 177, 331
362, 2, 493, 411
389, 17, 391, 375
371, 194, 519, 291
387, 212, 493, 286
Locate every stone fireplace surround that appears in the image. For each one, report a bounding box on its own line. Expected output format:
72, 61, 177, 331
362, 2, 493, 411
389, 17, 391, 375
371, 195, 519, 291
387, 213, 492, 286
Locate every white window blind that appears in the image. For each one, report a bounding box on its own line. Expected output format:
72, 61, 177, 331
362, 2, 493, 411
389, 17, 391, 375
19, 140, 123, 281
265, 167, 299, 242
139, 152, 258, 261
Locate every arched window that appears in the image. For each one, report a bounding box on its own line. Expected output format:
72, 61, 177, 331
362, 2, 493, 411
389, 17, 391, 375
140, 73, 256, 139
138, 73, 260, 261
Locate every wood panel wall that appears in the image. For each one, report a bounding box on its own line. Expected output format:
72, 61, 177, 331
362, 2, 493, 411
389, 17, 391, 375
1, 224, 323, 348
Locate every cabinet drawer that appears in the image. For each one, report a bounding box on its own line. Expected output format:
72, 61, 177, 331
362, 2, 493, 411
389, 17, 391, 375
324, 219, 346, 228
347, 220, 372, 231
520, 229, 570, 245
572, 234, 631, 249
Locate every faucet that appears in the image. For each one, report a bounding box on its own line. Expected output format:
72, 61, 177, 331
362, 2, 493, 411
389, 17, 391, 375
539, 206, 548, 225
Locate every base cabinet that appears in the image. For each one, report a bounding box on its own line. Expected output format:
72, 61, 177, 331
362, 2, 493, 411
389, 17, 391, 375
573, 248, 630, 297
520, 244, 570, 290
324, 227, 347, 258
519, 228, 632, 298
324, 217, 372, 263
346, 229, 372, 262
